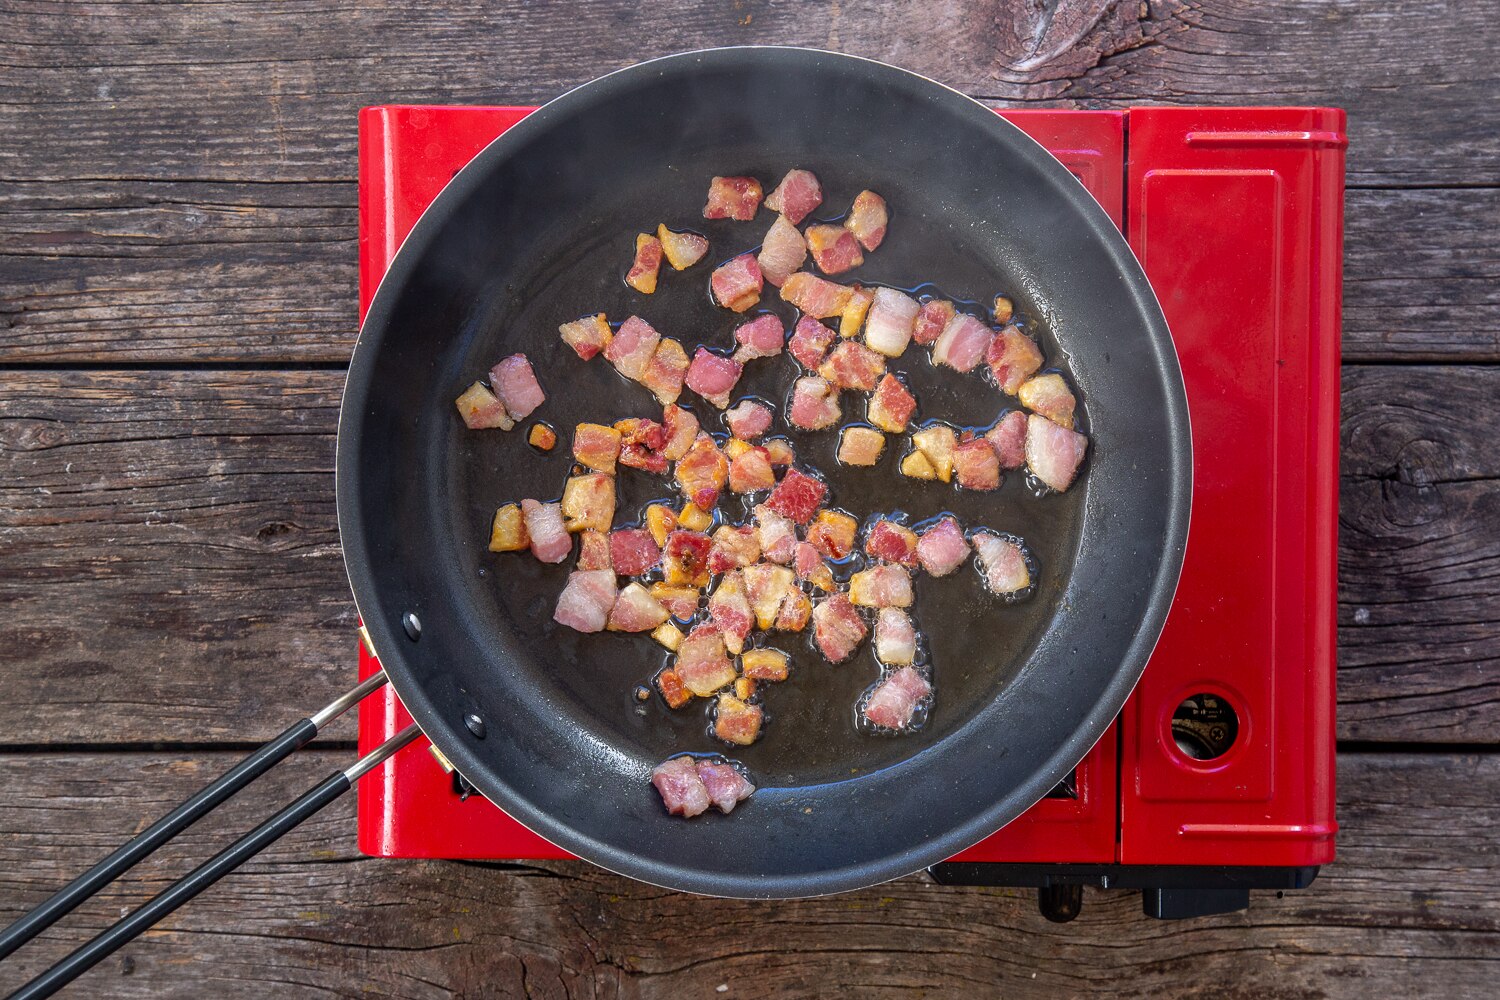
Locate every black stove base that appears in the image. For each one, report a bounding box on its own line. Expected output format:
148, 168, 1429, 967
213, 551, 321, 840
926, 863, 1320, 921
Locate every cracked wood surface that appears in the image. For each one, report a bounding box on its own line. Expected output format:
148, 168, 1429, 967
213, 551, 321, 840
0, 367, 1492, 746
0, 751, 1494, 999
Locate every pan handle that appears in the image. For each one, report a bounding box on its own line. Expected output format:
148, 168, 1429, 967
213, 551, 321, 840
7, 724, 423, 1000
0, 671, 388, 963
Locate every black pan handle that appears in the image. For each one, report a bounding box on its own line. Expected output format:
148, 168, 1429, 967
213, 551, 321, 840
0, 671, 388, 963
7, 723, 423, 1000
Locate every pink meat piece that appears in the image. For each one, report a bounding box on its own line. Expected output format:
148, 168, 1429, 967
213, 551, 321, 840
756, 215, 808, 288
652, 756, 712, 818
866, 520, 919, 567
868, 373, 917, 432
812, 593, 867, 664
844, 190, 888, 252
711, 254, 764, 313
552, 569, 617, 633
849, 564, 914, 608
725, 399, 773, 440
577, 530, 612, 571
729, 447, 776, 493
609, 528, 661, 577
489, 354, 545, 420
788, 376, 841, 431
863, 287, 920, 357
754, 504, 799, 564
863, 666, 931, 730
912, 299, 955, 347
764, 169, 823, 225
707, 525, 760, 575
661, 404, 699, 461
1025, 414, 1089, 492
558, 315, 611, 361
607, 582, 669, 632
765, 467, 827, 525
987, 410, 1028, 470
521, 499, 571, 564
605, 316, 661, 381
987, 326, 1044, 395
703, 176, 763, 221
916, 516, 971, 577
788, 316, 837, 370
780, 272, 853, 319
793, 541, 828, 581
733, 314, 785, 360
807, 225, 865, 276
973, 532, 1032, 595
874, 608, 917, 666
818, 341, 885, 392
676, 624, 735, 695
931, 313, 995, 373
685, 348, 744, 409
675, 433, 729, 510
695, 760, 755, 813
708, 573, 754, 651
954, 437, 1001, 491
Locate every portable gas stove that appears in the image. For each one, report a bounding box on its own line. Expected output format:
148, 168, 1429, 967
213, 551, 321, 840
353, 103, 1344, 921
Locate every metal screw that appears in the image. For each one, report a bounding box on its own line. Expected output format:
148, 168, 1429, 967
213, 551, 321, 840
464, 713, 486, 739
401, 612, 421, 641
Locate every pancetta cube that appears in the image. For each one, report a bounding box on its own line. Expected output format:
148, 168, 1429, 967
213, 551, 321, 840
729, 447, 776, 493
954, 437, 1001, 491
707, 524, 761, 575
607, 582, 670, 632
764, 168, 822, 224
807, 509, 858, 559
732, 315, 785, 361
931, 313, 993, 373
703, 175, 763, 221
605, 315, 661, 381
864, 519, 919, 566
528, 423, 557, 451
849, 564, 914, 608
788, 316, 837, 370
910, 425, 957, 483
573, 422, 622, 474
655, 669, 693, 709
844, 190, 888, 252
765, 468, 827, 525
685, 348, 744, 409
676, 625, 736, 696
1025, 414, 1089, 492
657, 224, 709, 270
559, 313, 612, 361
753, 505, 799, 565
489, 354, 546, 420
711, 253, 764, 313
609, 527, 660, 576
806, 224, 864, 275
662, 529, 713, 588
818, 341, 886, 392
561, 473, 616, 533
862, 666, 931, 731
488, 503, 528, 552
987, 326, 1043, 395
553, 569, 617, 633
761, 437, 796, 467
874, 608, 917, 666
651, 756, 710, 816
661, 404, 699, 461
714, 693, 764, 746
837, 425, 886, 467
788, 376, 841, 431
812, 594, 867, 663
708, 571, 754, 654
916, 516, 971, 577
642, 338, 691, 405
725, 399, 773, 440
674, 433, 729, 509
577, 529, 612, 570
775, 590, 813, 632
756, 214, 807, 288
741, 648, 790, 683
650, 583, 701, 621
625, 232, 663, 294
696, 760, 755, 813
780, 272, 854, 319
863, 287, 919, 357
973, 531, 1033, 596
986, 410, 1028, 470
1018, 373, 1077, 429
912, 299, 954, 347
644, 504, 678, 547
867, 373, 916, 433
455, 381, 514, 430
521, 499, 571, 563
743, 563, 796, 629
840, 285, 874, 340
793, 541, 835, 590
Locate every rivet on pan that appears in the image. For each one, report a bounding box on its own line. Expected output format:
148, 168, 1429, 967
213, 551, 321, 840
401, 612, 421, 641
464, 713, 487, 739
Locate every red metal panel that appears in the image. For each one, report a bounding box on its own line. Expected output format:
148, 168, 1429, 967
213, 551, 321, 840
1119, 107, 1344, 867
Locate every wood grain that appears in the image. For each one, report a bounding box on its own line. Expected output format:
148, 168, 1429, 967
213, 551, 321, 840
1, 366, 1494, 746
0, 750, 1493, 999
0, 1, 1493, 189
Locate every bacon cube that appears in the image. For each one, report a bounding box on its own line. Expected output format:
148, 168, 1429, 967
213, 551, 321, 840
863, 287, 920, 357
753, 504, 799, 565
677, 501, 713, 532
863, 666, 931, 731
743, 563, 796, 629
764, 168, 822, 225
874, 608, 917, 666
489, 354, 546, 420
916, 516, 971, 577
932, 313, 994, 374
605, 315, 661, 381
900, 450, 937, 480
661, 404, 699, 461
973, 531, 1033, 595
708, 571, 754, 653
986, 410, 1028, 470
553, 569, 617, 633
844, 190, 888, 251
527, 423, 557, 451
655, 669, 693, 709
867, 373, 916, 433
711, 253, 763, 313
780, 272, 854, 319
714, 693, 764, 746
455, 381, 514, 430
756, 214, 807, 288
729, 446, 776, 493
703, 175, 763, 221
609, 528, 660, 576
1018, 373, 1077, 429
654, 622, 685, 653
775, 590, 813, 632
607, 582, 670, 633
765, 468, 827, 525
488, 503, 528, 553
910, 424, 957, 483
625, 232, 663, 294
674, 433, 729, 509
812, 594, 867, 663
707, 524, 761, 575
521, 499, 570, 563
725, 399, 773, 440
650, 583, 701, 621
651, 756, 710, 817
558, 313, 612, 361
561, 473, 615, 533
838, 425, 886, 467
849, 564, 913, 608
993, 295, 1015, 324
788, 315, 837, 370
807, 509, 858, 559
818, 341, 886, 392
1025, 414, 1089, 493
840, 285, 875, 340
912, 299, 954, 347
663, 529, 713, 588
865, 519, 919, 567
954, 437, 1001, 491
577, 529, 612, 571
732, 314, 785, 361
788, 376, 841, 431
572, 422, 622, 474
696, 760, 755, 813
987, 326, 1044, 395
657, 224, 709, 270
762, 437, 796, 467
793, 541, 835, 591
645, 504, 678, 547
685, 348, 744, 409
741, 648, 790, 682
641, 338, 690, 405
806, 224, 864, 276
677, 625, 736, 697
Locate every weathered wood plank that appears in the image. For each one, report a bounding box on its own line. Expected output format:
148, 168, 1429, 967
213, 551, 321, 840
3, 182, 1495, 363
0, 1, 1494, 188
0, 750, 1493, 999
1, 366, 1494, 746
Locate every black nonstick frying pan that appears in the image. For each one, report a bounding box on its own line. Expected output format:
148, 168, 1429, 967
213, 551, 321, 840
3, 46, 1189, 996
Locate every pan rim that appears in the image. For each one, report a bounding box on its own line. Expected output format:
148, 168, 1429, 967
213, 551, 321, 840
338, 45, 1191, 898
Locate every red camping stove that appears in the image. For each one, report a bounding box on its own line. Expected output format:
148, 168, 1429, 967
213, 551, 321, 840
354, 104, 1344, 921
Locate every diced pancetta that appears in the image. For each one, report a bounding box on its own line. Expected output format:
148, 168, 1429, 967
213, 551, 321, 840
708, 571, 754, 653
863, 287, 919, 357
728, 447, 776, 493
560, 473, 615, 533
661, 404, 699, 461
714, 693, 764, 746
753, 505, 799, 565
848, 564, 914, 608
607, 582, 670, 632
553, 569, 617, 633
707, 524, 761, 574
1018, 373, 1077, 429
862, 666, 931, 730
986, 326, 1044, 395
711, 253, 763, 313
764, 168, 822, 224
807, 509, 858, 559
489, 354, 545, 420
986, 410, 1028, 470
931, 313, 994, 374
625, 233, 663, 294
818, 341, 886, 392
605, 316, 661, 381
743, 562, 797, 629
972, 531, 1033, 595
756, 215, 807, 288
993, 295, 1014, 324
674, 433, 729, 509
840, 285, 875, 340
844, 190, 888, 252
733, 314, 785, 361
916, 516, 970, 577
573, 422, 622, 474
780, 272, 854, 319
577, 529, 612, 571
954, 437, 1001, 491
788, 316, 838, 370
609, 527, 660, 576
662, 529, 713, 588
865, 519, 919, 566
788, 375, 842, 431
793, 541, 834, 590
1025, 414, 1089, 493
559, 313, 612, 361
910, 424, 958, 483
761, 437, 796, 467
866, 373, 916, 433
874, 608, 917, 666
657, 224, 709, 270
651, 756, 712, 818
455, 381, 513, 430
837, 425, 886, 466
764, 467, 827, 525
685, 348, 744, 409
775, 590, 813, 632
488, 503, 528, 552
812, 594, 867, 663
912, 299, 954, 347
703, 176, 763, 221
806, 224, 864, 276
642, 338, 690, 405
650, 583, 701, 621
695, 760, 755, 813
521, 499, 571, 563
725, 399, 773, 439
676, 624, 736, 696
741, 648, 789, 682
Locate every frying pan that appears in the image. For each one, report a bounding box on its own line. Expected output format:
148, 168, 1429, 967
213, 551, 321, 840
2, 46, 1189, 995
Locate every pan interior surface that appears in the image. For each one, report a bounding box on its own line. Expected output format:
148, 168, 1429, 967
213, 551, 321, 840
341, 48, 1189, 897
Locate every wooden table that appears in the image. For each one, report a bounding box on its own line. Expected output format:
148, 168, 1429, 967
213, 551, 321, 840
2, 2, 1497, 996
